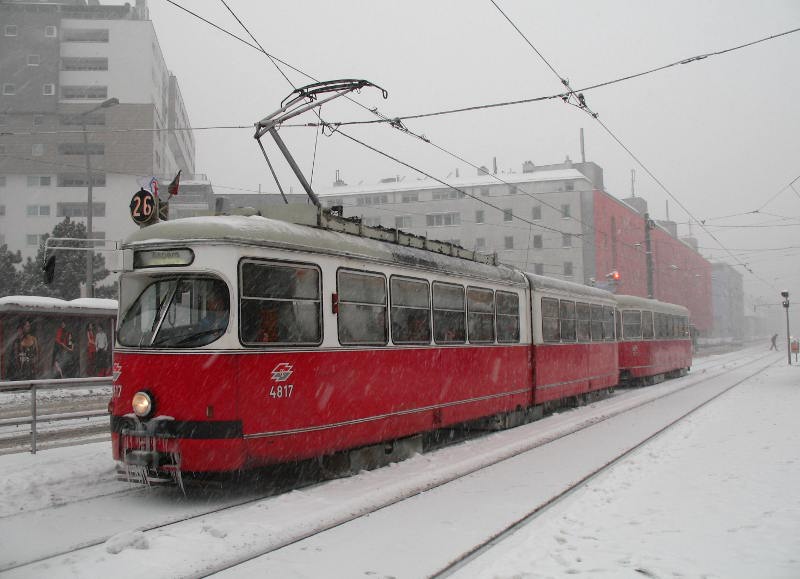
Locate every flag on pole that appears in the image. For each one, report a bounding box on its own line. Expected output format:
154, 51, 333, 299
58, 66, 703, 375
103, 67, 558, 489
148, 176, 159, 198
167, 170, 182, 197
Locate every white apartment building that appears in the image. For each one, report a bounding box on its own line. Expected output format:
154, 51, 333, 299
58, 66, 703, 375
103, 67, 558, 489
0, 0, 195, 263
319, 160, 604, 283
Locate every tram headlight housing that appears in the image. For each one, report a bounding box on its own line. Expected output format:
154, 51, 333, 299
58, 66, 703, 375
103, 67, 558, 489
132, 391, 155, 418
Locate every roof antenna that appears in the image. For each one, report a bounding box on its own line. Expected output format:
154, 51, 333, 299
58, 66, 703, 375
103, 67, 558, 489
254, 79, 388, 208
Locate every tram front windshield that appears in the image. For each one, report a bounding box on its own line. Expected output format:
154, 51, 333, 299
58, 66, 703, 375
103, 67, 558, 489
118, 277, 229, 348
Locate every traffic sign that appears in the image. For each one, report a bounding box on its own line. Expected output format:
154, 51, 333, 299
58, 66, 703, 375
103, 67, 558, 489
130, 188, 156, 226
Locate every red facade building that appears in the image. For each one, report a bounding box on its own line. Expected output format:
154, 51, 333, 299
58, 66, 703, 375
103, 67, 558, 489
590, 191, 713, 334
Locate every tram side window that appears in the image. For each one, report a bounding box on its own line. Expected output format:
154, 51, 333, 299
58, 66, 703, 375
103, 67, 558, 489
559, 300, 576, 342
614, 308, 621, 341
391, 277, 431, 344
433, 282, 466, 343
642, 310, 654, 339
240, 261, 321, 345
576, 302, 591, 342
682, 316, 690, 337
654, 312, 665, 338
337, 270, 388, 345
496, 291, 520, 343
541, 297, 560, 342
467, 287, 495, 343
622, 310, 642, 340
590, 304, 603, 341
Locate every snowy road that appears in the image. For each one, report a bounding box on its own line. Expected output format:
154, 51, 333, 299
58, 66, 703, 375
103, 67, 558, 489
1, 347, 795, 578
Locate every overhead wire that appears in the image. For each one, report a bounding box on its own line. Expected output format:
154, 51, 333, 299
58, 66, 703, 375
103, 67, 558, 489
487, 0, 783, 291
158, 1, 787, 283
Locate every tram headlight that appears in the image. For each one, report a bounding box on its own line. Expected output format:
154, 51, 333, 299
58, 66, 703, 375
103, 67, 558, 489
132, 391, 154, 418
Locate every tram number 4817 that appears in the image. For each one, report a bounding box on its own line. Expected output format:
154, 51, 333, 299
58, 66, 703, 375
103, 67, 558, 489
269, 384, 294, 399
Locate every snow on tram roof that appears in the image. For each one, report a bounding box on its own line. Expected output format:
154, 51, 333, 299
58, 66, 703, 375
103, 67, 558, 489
614, 294, 690, 316
0, 296, 118, 313
124, 215, 527, 285
524, 272, 616, 302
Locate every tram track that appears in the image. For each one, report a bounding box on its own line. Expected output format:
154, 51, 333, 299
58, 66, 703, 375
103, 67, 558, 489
432, 355, 780, 577
1, 349, 771, 577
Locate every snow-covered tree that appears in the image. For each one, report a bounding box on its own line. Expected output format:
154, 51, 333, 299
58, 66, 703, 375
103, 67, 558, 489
20, 218, 109, 300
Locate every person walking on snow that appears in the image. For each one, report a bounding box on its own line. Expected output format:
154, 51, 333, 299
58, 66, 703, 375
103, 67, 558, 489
770, 333, 778, 350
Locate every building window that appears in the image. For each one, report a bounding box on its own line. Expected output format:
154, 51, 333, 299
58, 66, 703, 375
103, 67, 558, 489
504, 236, 514, 249
401, 192, 418, 203
0, 204, 5, 215
42, 84, 55, 96
532, 205, 542, 220
534, 263, 544, 275
45, 26, 57, 38
32, 144, 44, 156
27, 205, 50, 216
475, 210, 484, 224
503, 209, 513, 222
564, 261, 574, 277
27, 234, 41, 246
475, 237, 485, 249
432, 189, 461, 200
57, 202, 106, 218
508, 185, 517, 195
4, 25, 18, 37
58, 143, 104, 155
533, 235, 543, 249
60, 113, 104, 126
480, 187, 489, 197
27, 176, 51, 187
58, 173, 105, 187
60, 57, 109, 71
356, 194, 389, 206
425, 212, 460, 227
0, 176, 5, 187
33, 115, 44, 126
62, 28, 109, 42
2, 84, 15, 96
562, 233, 572, 247
561, 203, 571, 218
565, 181, 575, 191
61, 85, 108, 100
395, 215, 412, 229
27, 55, 41, 66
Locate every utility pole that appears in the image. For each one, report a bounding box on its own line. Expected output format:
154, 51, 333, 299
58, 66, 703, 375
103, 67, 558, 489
644, 212, 654, 299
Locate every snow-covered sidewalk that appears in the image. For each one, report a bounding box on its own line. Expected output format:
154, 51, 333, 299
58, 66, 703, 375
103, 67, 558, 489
458, 361, 800, 578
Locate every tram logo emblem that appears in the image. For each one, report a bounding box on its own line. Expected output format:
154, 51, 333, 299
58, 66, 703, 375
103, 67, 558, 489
113, 362, 123, 382
271, 363, 294, 382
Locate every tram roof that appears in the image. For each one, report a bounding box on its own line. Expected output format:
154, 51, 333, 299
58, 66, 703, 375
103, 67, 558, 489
523, 272, 616, 302
0, 296, 118, 316
124, 215, 528, 285
614, 294, 690, 316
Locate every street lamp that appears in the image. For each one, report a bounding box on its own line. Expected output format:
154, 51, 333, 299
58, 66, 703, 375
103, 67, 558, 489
78, 97, 118, 297
781, 290, 791, 365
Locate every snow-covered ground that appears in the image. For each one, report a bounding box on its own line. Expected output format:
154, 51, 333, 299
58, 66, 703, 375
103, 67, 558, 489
0, 348, 796, 578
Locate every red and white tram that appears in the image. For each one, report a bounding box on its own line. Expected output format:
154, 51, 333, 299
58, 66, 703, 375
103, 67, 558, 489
109, 210, 691, 484
615, 294, 692, 385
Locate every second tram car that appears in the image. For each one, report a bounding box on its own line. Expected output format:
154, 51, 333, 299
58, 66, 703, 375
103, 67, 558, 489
110, 211, 692, 484
615, 294, 692, 385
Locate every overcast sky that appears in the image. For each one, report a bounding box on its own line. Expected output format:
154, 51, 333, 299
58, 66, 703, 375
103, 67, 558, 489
146, 0, 800, 310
